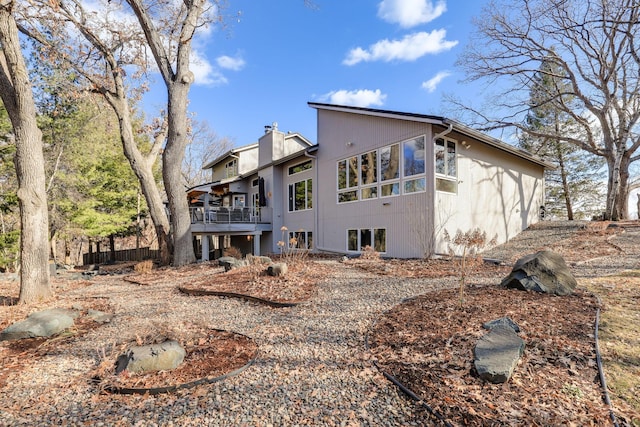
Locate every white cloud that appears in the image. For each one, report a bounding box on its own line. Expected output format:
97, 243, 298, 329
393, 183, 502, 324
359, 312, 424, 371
378, 0, 447, 28
319, 89, 387, 107
421, 70, 451, 92
216, 54, 246, 71
191, 50, 228, 86
343, 30, 458, 66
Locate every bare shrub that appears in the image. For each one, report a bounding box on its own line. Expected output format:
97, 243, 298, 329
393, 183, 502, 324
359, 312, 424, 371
444, 227, 497, 306
360, 245, 381, 260
134, 260, 153, 274
223, 246, 243, 259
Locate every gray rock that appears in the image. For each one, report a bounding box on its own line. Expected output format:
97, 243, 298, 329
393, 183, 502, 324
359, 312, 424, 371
474, 325, 525, 383
218, 257, 248, 271
0, 308, 79, 341
483, 316, 520, 333
115, 339, 186, 374
87, 309, 114, 324
501, 250, 577, 295
267, 263, 288, 277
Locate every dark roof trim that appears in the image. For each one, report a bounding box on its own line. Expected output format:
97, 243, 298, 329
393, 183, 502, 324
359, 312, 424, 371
308, 102, 554, 169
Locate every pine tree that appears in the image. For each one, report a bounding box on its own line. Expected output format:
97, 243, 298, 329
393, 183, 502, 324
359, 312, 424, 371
520, 58, 604, 220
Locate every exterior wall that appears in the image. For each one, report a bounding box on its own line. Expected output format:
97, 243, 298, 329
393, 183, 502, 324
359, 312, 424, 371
433, 130, 544, 254
210, 146, 258, 182
314, 109, 436, 258
281, 156, 315, 249
314, 109, 545, 259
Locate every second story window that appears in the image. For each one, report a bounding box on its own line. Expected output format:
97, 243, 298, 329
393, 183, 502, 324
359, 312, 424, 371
289, 178, 313, 212
289, 159, 312, 175
225, 158, 238, 179
435, 138, 457, 193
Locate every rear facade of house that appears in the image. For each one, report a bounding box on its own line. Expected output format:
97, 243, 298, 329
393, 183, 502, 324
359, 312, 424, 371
188, 103, 549, 260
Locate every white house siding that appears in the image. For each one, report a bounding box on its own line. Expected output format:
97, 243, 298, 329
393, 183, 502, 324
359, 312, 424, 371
315, 109, 436, 258
433, 130, 545, 255
281, 157, 315, 250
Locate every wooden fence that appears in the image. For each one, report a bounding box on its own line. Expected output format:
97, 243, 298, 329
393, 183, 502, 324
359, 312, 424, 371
82, 247, 159, 265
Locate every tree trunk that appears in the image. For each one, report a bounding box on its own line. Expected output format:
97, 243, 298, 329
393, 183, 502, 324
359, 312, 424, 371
109, 234, 116, 264
0, 2, 52, 303
112, 97, 172, 265
605, 150, 630, 221
556, 148, 574, 220
164, 81, 196, 266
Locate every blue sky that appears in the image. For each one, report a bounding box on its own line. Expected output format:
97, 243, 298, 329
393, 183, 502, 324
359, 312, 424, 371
160, 0, 487, 146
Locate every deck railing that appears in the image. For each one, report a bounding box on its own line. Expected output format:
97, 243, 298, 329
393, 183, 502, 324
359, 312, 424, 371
190, 206, 264, 224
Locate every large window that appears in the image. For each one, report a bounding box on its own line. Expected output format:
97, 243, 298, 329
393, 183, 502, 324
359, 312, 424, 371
288, 179, 313, 211
347, 228, 386, 252
288, 230, 313, 250
435, 138, 457, 193
337, 136, 426, 203
225, 159, 238, 179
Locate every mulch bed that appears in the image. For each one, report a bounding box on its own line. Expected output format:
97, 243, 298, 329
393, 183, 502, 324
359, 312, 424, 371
136, 260, 333, 304
94, 329, 258, 393
368, 286, 611, 426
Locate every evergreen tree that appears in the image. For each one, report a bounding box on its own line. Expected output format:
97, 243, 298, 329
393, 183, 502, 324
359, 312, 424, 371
520, 58, 604, 220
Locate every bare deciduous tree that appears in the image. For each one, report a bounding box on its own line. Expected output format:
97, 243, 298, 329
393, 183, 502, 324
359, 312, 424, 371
126, 0, 219, 266
22, 0, 174, 264
182, 118, 234, 189
0, 0, 51, 303
456, 0, 640, 220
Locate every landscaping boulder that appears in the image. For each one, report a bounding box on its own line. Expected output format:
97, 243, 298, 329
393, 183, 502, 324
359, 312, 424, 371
474, 325, 525, 384
218, 256, 248, 272
115, 339, 186, 374
501, 250, 577, 295
483, 316, 520, 333
266, 263, 288, 277
0, 308, 79, 341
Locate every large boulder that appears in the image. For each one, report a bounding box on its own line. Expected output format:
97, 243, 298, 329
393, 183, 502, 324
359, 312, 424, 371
501, 250, 577, 295
266, 263, 288, 277
0, 308, 79, 341
474, 325, 525, 384
115, 339, 186, 374
218, 256, 248, 272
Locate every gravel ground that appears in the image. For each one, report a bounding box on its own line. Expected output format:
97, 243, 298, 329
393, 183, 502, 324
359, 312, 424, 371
1, 220, 638, 426
1, 261, 461, 426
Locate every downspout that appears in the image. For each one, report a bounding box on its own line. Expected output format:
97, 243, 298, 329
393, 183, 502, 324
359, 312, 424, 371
431, 122, 454, 257
304, 149, 347, 256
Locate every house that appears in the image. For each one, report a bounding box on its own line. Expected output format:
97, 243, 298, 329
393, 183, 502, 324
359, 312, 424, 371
188, 103, 551, 260
187, 122, 315, 260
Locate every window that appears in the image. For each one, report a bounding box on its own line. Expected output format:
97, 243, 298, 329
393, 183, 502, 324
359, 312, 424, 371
380, 144, 400, 181
225, 159, 238, 179
404, 136, 425, 177
252, 178, 259, 187
289, 160, 312, 175
435, 138, 457, 193
288, 179, 312, 211
347, 228, 386, 252
288, 230, 313, 250
337, 136, 426, 203
338, 156, 359, 202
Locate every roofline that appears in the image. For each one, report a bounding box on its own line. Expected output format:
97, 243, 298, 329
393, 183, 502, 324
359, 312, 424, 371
201, 142, 259, 170
308, 102, 445, 125
308, 102, 554, 169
